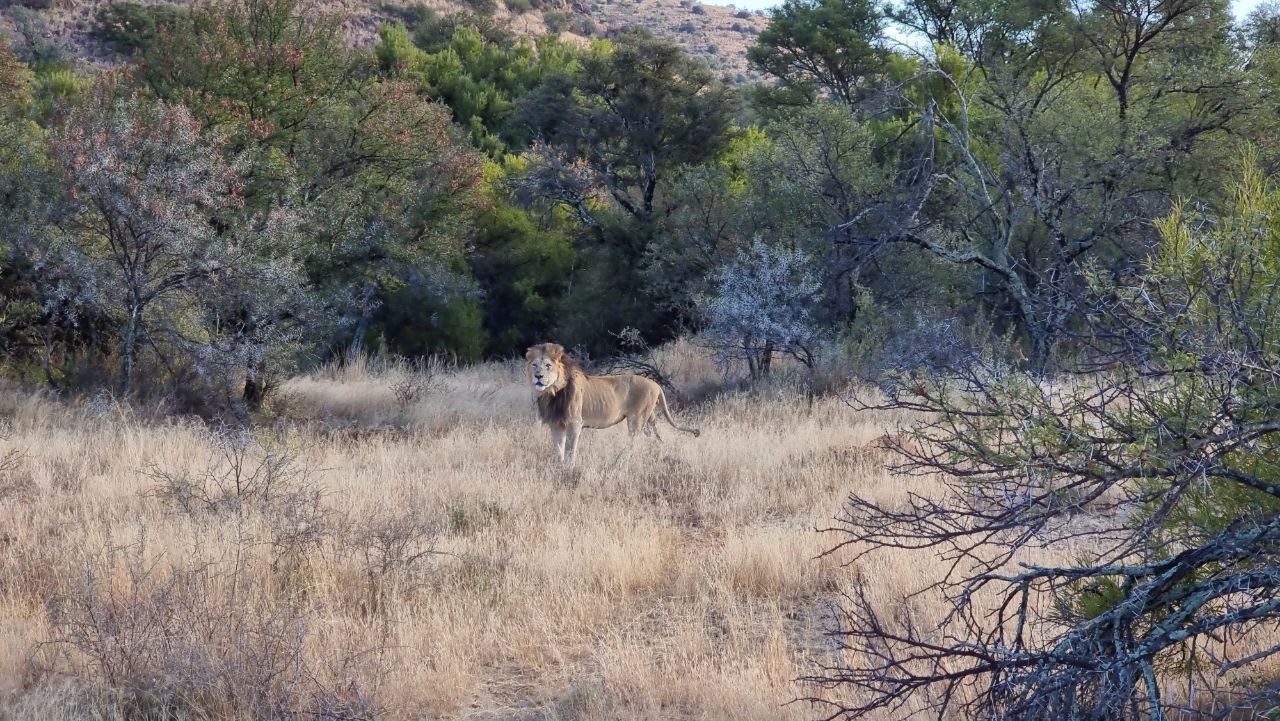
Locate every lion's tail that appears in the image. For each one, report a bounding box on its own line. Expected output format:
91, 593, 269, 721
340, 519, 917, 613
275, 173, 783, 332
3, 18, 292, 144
658, 390, 700, 437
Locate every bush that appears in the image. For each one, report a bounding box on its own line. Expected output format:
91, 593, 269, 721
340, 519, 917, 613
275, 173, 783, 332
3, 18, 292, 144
818, 160, 1280, 719
678, 20, 696, 32
7, 0, 53, 10
543, 8, 569, 32
504, 0, 533, 13
42, 534, 376, 719
735, 9, 751, 18
93, 3, 192, 53
462, 0, 498, 15
690, 4, 705, 13
379, 2, 436, 29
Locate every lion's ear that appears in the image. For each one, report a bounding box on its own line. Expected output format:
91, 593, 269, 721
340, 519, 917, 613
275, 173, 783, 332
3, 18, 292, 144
525, 346, 541, 361
544, 343, 565, 361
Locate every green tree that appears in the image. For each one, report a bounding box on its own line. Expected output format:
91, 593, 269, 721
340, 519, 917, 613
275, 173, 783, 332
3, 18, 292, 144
46, 79, 310, 397
376, 20, 579, 156
747, 0, 888, 108
0, 39, 59, 379
516, 29, 737, 350
529, 28, 736, 230
469, 161, 574, 356
135, 0, 485, 369
819, 154, 1280, 721
650, 105, 894, 325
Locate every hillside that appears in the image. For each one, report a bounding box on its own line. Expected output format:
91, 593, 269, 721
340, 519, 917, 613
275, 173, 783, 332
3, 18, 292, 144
0, 0, 770, 79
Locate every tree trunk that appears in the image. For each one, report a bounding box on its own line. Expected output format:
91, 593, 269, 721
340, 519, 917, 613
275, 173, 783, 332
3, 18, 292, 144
120, 304, 139, 396
242, 360, 266, 410
1027, 321, 1052, 375
348, 310, 372, 361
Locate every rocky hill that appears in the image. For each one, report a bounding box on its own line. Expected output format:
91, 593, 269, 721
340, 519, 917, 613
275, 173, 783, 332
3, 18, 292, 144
0, 0, 770, 80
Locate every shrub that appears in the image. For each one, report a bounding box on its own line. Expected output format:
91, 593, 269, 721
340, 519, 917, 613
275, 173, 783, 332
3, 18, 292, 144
92, 3, 191, 53
817, 159, 1280, 720
463, 0, 498, 15
698, 238, 820, 381
379, 2, 436, 29
690, 4, 705, 13
8, 0, 53, 11
348, 500, 442, 618
42, 539, 376, 719
543, 8, 569, 32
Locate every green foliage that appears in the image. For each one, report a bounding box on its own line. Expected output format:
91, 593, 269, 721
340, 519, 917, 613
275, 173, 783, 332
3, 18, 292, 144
515, 28, 739, 351
378, 18, 579, 156
378, 2, 436, 29
132, 0, 485, 365
747, 0, 888, 108
469, 162, 574, 355
543, 10, 570, 33
93, 3, 192, 54
1118, 158, 1280, 543
461, 0, 499, 16
651, 104, 895, 324
0, 0, 1275, 419
376, 286, 488, 362
1070, 577, 1125, 621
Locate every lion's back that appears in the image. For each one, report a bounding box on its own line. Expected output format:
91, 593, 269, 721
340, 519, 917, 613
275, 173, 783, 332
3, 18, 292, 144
577, 372, 659, 427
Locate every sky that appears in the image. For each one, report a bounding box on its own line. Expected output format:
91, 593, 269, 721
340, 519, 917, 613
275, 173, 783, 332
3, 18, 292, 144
710, 0, 1271, 20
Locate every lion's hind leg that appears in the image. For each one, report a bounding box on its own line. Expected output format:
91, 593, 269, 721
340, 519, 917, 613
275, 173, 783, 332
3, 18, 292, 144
632, 404, 660, 440
647, 417, 664, 441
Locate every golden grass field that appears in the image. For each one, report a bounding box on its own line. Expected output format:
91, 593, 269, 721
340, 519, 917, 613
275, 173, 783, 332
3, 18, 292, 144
0, 341, 1199, 720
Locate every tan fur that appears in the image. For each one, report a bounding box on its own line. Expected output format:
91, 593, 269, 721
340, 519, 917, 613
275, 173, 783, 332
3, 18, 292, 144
525, 342, 700, 462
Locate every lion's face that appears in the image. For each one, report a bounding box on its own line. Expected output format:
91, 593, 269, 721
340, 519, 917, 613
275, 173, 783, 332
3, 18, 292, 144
526, 343, 566, 393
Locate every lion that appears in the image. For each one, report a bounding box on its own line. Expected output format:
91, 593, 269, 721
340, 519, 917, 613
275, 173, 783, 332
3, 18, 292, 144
525, 342, 700, 462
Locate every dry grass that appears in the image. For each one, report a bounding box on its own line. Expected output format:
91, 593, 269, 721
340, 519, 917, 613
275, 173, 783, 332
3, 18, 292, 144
0, 343, 894, 719
0, 341, 1173, 720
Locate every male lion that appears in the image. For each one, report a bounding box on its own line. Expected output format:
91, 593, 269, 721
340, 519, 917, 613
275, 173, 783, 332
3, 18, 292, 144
525, 342, 700, 462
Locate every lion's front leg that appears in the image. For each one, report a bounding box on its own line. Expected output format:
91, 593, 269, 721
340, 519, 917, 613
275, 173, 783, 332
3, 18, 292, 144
566, 419, 583, 463
553, 426, 568, 462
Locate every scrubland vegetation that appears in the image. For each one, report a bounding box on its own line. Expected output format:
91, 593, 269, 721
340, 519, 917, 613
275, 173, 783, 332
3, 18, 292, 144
0, 345, 897, 720
5, 0, 1280, 717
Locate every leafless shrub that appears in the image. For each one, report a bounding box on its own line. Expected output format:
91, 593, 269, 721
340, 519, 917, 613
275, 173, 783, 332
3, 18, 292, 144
146, 428, 313, 517
40, 538, 381, 720
346, 500, 442, 620
812, 175, 1280, 720
389, 356, 444, 413
145, 428, 330, 584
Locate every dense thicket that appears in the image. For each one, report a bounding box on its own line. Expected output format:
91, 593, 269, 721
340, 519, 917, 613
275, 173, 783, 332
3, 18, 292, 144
1, 0, 1278, 404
